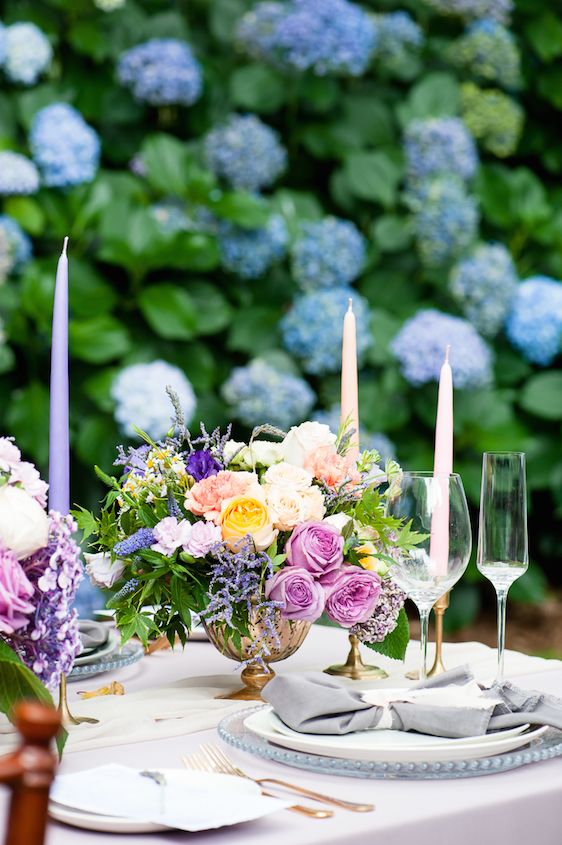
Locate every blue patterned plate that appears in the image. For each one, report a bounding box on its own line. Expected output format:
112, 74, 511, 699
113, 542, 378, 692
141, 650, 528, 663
68, 641, 144, 680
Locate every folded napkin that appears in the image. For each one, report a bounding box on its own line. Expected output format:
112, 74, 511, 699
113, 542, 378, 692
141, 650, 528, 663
263, 666, 562, 739
79, 619, 110, 652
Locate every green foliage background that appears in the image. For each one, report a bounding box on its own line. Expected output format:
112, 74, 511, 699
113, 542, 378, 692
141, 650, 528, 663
1, 0, 561, 628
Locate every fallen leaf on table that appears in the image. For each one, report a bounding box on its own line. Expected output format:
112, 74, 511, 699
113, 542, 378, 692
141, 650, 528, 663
77, 681, 125, 699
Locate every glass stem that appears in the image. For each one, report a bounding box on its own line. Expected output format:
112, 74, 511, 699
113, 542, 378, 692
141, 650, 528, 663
495, 587, 509, 682
419, 606, 431, 683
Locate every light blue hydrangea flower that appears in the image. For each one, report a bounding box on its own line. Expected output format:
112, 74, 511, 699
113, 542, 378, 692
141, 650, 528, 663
111, 360, 196, 439
281, 286, 372, 375
0, 152, 40, 196
204, 114, 287, 192
452, 20, 521, 89
407, 176, 479, 268
313, 406, 396, 462
461, 82, 523, 158
0, 215, 32, 283
94, 0, 126, 9
237, 0, 377, 77
218, 215, 288, 279
423, 0, 512, 24
117, 39, 202, 106
404, 118, 478, 184
3, 23, 53, 85
392, 309, 492, 388
150, 202, 191, 234
505, 277, 562, 366
0, 23, 7, 65
222, 358, 315, 429
30, 103, 100, 188
450, 243, 518, 337
374, 12, 424, 74
291, 217, 366, 291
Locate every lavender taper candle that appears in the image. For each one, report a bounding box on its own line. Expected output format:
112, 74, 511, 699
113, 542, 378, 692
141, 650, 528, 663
48, 237, 70, 515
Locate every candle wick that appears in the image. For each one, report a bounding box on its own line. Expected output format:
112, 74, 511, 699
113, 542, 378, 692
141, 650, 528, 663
347, 298, 353, 312
445, 345, 451, 363
62, 236, 69, 256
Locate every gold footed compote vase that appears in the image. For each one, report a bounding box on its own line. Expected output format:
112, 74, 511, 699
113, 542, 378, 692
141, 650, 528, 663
325, 634, 388, 681
204, 609, 311, 701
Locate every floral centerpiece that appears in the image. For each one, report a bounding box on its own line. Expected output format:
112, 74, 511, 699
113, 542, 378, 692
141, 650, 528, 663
83, 393, 417, 670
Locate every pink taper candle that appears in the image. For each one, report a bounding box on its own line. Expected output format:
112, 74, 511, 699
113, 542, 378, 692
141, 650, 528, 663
340, 298, 360, 461
430, 346, 453, 576
48, 237, 70, 515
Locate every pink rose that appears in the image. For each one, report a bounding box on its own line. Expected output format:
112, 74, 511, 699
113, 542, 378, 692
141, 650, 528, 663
265, 567, 325, 623
285, 522, 343, 583
9, 461, 49, 508
184, 520, 222, 557
151, 517, 192, 556
184, 470, 260, 522
304, 445, 360, 489
0, 437, 21, 472
325, 567, 382, 627
0, 545, 34, 635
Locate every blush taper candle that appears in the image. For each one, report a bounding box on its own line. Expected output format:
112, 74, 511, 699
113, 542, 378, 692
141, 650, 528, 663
340, 298, 360, 461
430, 346, 453, 576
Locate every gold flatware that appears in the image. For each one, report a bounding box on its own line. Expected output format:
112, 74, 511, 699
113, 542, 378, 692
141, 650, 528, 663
182, 747, 332, 819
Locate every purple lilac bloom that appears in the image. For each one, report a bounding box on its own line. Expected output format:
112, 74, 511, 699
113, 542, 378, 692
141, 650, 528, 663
117, 39, 203, 106
404, 118, 478, 184
391, 308, 493, 388
350, 578, 406, 643
186, 450, 222, 481
505, 277, 562, 366
114, 527, 155, 557
291, 217, 366, 291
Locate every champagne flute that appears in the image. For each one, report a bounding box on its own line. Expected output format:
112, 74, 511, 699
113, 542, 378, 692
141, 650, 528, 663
476, 452, 528, 681
387, 472, 472, 681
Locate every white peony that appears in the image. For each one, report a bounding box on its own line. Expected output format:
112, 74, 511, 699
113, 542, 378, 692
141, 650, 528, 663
224, 440, 283, 469
263, 461, 313, 490
0, 484, 49, 560
323, 512, 352, 534
84, 552, 126, 588
280, 422, 336, 467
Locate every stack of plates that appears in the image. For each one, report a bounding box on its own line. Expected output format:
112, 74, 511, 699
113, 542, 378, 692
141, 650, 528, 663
69, 628, 143, 681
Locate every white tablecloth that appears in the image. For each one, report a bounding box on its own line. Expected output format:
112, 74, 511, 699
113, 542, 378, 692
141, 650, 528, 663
2, 624, 562, 844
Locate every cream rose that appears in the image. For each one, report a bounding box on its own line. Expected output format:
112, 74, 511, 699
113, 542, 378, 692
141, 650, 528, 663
223, 440, 283, 470
301, 486, 326, 522
265, 486, 308, 531
323, 512, 352, 534
0, 485, 49, 560
263, 461, 313, 490
280, 422, 336, 468
84, 552, 126, 588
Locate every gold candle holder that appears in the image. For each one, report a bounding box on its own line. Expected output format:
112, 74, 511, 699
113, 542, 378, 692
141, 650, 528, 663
325, 634, 388, 681
58, 675, 99, 726
406, 591, 449, 681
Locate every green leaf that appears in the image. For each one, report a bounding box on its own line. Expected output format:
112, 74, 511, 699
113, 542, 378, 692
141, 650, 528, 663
3, 197, 46, 235
367, 309, 403, 365
227, 306, 282, 354
138, 284, 198, 340
170, 575, 192, 627
230, 64, 286, 113
211, 192, 270, 228
141, 134, 193, 196
443, 584, 481, 633
70, 315, 132, 363
188, 282, 232, 336
0, 346, 15, 374
510, 564, 548, 604
372, 216, 412, 252
76, 416, 121, 473
475, 165, 550, 229
343, 152, 402, 207
396, 72, 460, 126
520, 372, 562, 420
6, 383, 50, 466
71, 506, 99, 542
364, 607, 409, 661
525, 13, 562, 62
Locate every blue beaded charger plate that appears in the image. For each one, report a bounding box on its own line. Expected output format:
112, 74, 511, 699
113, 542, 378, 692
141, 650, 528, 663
68, 641, 144, 681
218, 706, 562, 780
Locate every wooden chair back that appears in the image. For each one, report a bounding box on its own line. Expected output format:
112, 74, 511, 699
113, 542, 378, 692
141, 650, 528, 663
0, 701, 61, 845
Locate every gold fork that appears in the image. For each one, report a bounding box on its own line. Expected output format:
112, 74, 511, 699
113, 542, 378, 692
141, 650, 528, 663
183, 747, 332, 819
183, 745, 374, 813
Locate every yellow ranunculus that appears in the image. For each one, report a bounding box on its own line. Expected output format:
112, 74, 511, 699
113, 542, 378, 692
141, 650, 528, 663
356, 542, 388, 576
221, 495, 278, 551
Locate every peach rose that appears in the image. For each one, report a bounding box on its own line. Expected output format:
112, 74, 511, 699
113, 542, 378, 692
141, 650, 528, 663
185, 470, 261, 523
304, 446, 360, 489
221, 495, 278, 551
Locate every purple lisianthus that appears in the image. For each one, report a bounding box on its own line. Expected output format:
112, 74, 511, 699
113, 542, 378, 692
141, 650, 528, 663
184, 520, 222, 557
285, 522, 344, 583
325, 567, 382, 627
265, 567, 325, 622
0, 546, 34, 634
187, 449, 222, 481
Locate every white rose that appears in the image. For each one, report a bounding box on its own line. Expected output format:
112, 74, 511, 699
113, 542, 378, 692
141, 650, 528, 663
281, 422, 336, 467
84, 552, 126, 588
301, 486, 326, 522
265, 486, 308, 531
223, 440, 246, 465
263, 461, 313, 490
0, 485, 49, 560
323, 512, 352, 535
225, 440, 283, 469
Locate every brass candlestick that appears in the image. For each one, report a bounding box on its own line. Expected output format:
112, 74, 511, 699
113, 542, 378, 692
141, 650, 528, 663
406, 591, 449, 681
325, 634, 388, 681
58, 675, 99, 725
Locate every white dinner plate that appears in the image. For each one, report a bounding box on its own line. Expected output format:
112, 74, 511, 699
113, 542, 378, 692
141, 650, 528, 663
73, 629, 119, 666
244, 708, 549, 763
49, 802, 169, 834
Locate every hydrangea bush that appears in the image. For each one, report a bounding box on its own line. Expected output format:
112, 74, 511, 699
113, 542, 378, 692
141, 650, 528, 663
0, 0, 561, 627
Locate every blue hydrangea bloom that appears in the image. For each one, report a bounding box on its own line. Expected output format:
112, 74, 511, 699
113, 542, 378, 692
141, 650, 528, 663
0, 152, 40, 196
392, 309, 492, 388
461, 82, 523, 158
150, 202, 191, 234
291, 217, 366, 291
117, 39, 203, 106
313, 406, 396, 462
219, 215, 288, 279
3, 23, 53, 85
423, 0, 512, 24
0, 23, 6, 65
30, 103, 100, 188
408, 176, 479, 268
0, 215, 32, 283
505, 277, 562, 366
204, 114, 287, 192
375, 12, 424, 73
237, 0, 377, 77
281, 286, 372, 375
94, 0, 126, 9
450, 243, 518, 337
404, 118, 478, 183
222, 359, 315, 430
111, 360, 196, 439
453, 20, 521, 89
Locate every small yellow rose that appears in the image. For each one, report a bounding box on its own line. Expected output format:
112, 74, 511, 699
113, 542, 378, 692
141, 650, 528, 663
221, 495, 278, 551
356, 542, 389, 576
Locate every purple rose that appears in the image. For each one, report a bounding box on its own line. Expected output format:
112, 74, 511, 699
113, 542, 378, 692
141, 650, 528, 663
186, 450, 222, 481
265, 567, 325, 623
285, 522, 344, 583
325, 567, 382, 628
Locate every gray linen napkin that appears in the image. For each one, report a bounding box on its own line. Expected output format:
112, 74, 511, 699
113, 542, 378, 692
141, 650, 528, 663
79, 620, 109, 651
263, 667, 562, 739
